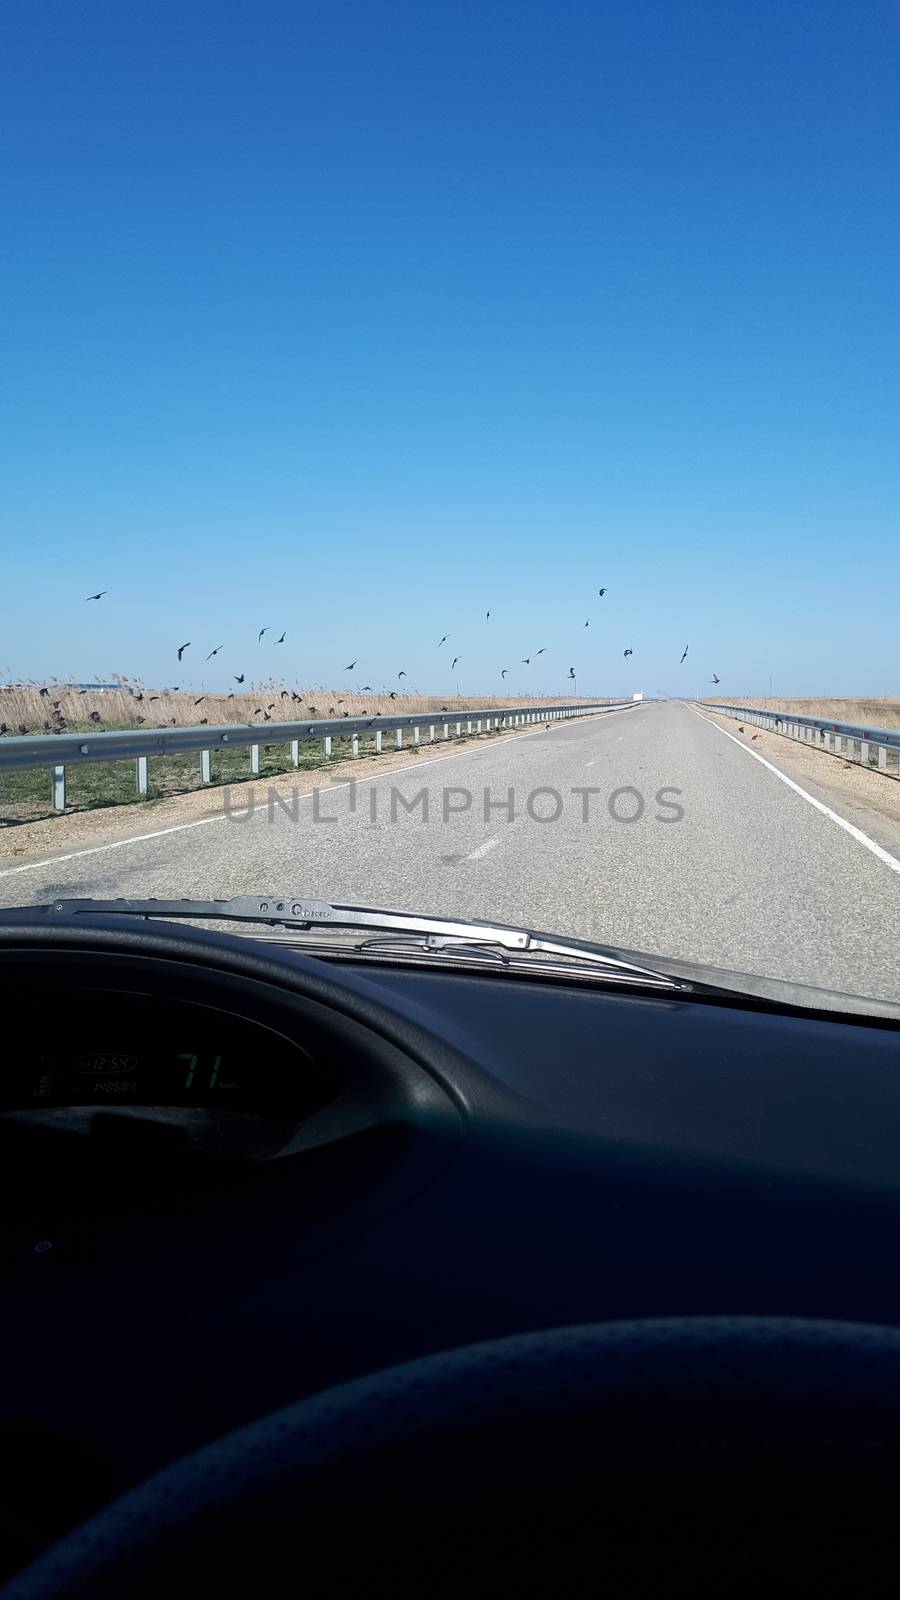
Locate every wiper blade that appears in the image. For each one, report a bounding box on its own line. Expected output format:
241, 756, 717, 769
10, 895, 692, 992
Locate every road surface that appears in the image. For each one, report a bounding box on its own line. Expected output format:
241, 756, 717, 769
2, 700, 900, 1004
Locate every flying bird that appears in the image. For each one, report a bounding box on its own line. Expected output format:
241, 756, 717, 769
85, 591, 107, 601
206, 645, 223, 660
360, 684, 372, 691
680, 645, 689, 664
398, 670, 406, 678
389, 691, 398, 699
233, 673, 244, 683
451, 656, 461, 669
598, 588, 606, 597
584, 619, 589, 627
276, 632, 286, 644
438, 635, 449, 647
521, 658, 530, 665
568, 667, 576, 679
501, 669, 508, 678
711, 674, 720, 684
485, 610, 491, 621
535, 647, 546, 655
344, 660, 358, 670
624, 648, 633, 658
177, 642, 190, 661
193, 696, 205, 706
258, 627, 268, 642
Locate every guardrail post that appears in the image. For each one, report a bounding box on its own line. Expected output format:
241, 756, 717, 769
443, 722, 449, 739
351, 734, 359, 757
250, 744, 260, 775
136, 755, 148, 797
200, 749, 211, 784
476, 718, 481, 733
413, 725, 420, 744
878, 745, 888, 771
53, 764, 66, 811
324, 735, 332, 759
466, 718, 472, 734
861, 740, 870, 767
395, 728, 402, 749
375, 730, 383, 753
291, 739, 300, 766
456, 721, 461, 736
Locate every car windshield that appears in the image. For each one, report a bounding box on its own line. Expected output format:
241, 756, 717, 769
1, 1, 898, 1014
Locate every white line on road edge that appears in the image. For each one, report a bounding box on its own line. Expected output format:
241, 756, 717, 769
689, 704, 900, 879
466, 836, 501, 861
0, 713, 611, 879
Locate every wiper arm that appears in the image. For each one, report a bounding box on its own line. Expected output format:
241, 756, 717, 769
9, 895, 692, 991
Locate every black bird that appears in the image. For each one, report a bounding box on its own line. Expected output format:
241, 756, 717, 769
598, 588, 606, 597
199, 718, 208, 726
281, 690, 289, 700
451, 656, 461, 669
501, 669, 508, 678
389, 691, 398, 699
751, 734, 759, 741
89, 711, 102, 723
398, 670, 407, 678
486, 610, 491, 621
234, 673, 245, 683
737, 724, 744, 733
258, 627, 268, 642
361, 684, 372, 691
136, 715, 146, 724
206, 645, 223, 660
149, 695, 159, 702
85, 591, 107, 601
276, 632, 286, 644
344, 660, 358, 670
584, 619, 589, 627
0, 724, 6, 735
177, 642, 190, 661
171, 685, 180, 691
438, 636, 449, 647
227, 693, 235, 699
39, 687, 49, 697
521, 658, 530, 665
568, 667, 576, 680
17, 723, 27, 734
134, 692, 144, 702
194, 696, 205, 706
624, 648, 633, 658
264, 713, 272, 721
680, 645, 689, 664
535, 647, 546, 655
253, 707, 263, 716
711, 674, 720, 684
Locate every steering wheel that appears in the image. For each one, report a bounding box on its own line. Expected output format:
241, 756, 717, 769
6, 1316, 900, 1597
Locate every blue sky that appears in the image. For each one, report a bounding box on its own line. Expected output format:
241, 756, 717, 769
2, 0, 898, 698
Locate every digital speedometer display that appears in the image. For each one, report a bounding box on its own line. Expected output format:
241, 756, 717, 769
0, 993, 328, 1117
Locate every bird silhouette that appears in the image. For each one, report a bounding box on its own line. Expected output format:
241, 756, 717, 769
521, 658, 530, 665
194, 696, 205, 706
253, 707, 263, 716
711, 674, 720, 684
227, 692, 235, 699
389, 691, 398, 699
398, 670, 407, 678
624, 648, 633, 658
360, 684, 372, 691
737, 724, 744, 733
598, 588, 606, 597
486, 610, 491, 621
568, 667, 576, 679
438, 636, 449, 647
85, 591, 107, 601
584, 619, 589, 627
149, 695, 159, 702
39, 687, 48, 697
89, 711, 102, 723
199, 718, 209, 726
680, 645, 689, 663
233, 673, 244, 683
344, 660, 358, 670
206, 645, 223, 660
535, 647, 547, 655
501, 669, 508, 678
177, 642, 190, 661
258, 627, 268, 642
276, 632, 286, 644
451, 656, 461, 669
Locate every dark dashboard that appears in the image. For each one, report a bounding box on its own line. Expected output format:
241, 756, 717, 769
2, 914, 900, 1592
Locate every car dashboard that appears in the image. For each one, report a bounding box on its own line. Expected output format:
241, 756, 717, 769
1, 914, 900, 1582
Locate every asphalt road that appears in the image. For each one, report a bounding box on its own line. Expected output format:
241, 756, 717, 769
3, 700, 900, 1004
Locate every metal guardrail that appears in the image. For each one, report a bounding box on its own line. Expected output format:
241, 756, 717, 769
701, 702, 900, 777
0, 700, 636, 811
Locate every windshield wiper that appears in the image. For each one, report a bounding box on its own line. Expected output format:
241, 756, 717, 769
9, 895, 693, 992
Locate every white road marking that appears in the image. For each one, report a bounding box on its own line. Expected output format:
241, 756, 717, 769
689, 704, 900, 878
0, 712, 616, 878
466, 836, 501, 861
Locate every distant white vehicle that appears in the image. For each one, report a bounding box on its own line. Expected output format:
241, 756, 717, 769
632, 692, 644, 702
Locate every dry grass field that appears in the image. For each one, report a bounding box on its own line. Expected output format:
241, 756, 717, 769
703, 696, 900, 731
0, 676, 596, 735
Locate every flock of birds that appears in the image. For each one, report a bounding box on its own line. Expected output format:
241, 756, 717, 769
81, 588, 721, 692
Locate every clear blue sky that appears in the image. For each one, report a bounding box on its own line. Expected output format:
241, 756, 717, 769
2, 0, 898, 698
